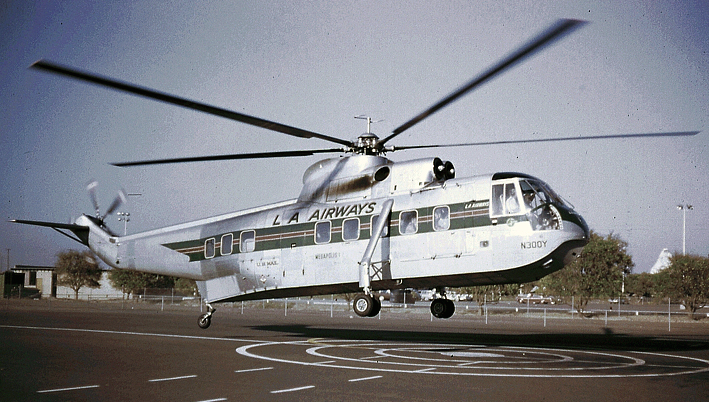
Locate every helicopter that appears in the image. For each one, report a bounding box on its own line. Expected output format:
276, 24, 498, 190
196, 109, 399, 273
13, 19, 699, 329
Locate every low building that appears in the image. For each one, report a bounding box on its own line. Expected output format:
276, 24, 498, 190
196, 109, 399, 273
1, 270, 26, 298
4, 266, 124, 299
10, 265, 57, 298
55, 271, 123, 300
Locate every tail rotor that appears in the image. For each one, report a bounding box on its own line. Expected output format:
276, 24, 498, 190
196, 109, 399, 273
103, 189, 127, 220
85, 179, 127, 226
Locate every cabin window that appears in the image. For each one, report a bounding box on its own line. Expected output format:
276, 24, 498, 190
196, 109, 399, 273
342, 218, 360, 241
491, 182, 522, 217
240, 230, 255, 253
315, 221, 331, 244
433, 206, 450, 231
205, 238, 215, 259
371, 214, 389, 237
221, 233, 233, 256
399, 210, 418, 235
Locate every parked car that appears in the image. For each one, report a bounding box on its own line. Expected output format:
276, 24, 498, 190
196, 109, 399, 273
516, 293, 554, 304
608, 298, 629, 304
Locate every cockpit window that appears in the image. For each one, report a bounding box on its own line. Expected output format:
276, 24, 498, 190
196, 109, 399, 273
521, 180, 548, 210
520, 179, 563, 231
491, 182, 522, 217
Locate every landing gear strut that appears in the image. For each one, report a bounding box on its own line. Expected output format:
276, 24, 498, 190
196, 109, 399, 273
198, 304, 216, 329
353, 294, 381, 317
430, 298, 455, 319
354, 199, 393, 318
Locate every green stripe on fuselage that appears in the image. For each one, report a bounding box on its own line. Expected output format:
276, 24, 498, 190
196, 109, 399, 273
163, 200, 497, 262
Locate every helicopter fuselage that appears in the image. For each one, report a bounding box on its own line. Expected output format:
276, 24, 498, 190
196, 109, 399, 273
84, 155, 589, 304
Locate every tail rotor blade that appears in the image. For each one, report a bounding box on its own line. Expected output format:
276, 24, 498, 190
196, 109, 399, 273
86, 180, 100, 218
103, 189, 127, 219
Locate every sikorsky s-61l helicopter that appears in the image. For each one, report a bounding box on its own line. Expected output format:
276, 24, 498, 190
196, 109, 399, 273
15, 19, 698, 328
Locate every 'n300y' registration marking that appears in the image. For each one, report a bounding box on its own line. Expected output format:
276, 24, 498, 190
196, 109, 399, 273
521, 241, 547, 249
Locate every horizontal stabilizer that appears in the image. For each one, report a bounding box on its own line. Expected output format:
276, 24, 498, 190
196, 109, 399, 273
11, 219, 90, 245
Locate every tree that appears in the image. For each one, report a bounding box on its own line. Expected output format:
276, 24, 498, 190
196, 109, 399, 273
108, 269, 175, 298
55, 250, 103, 299
539, 231, 633, 312
655, 254, 709, 318
174, 277, 198, 296
458, 284, 519, 314
625, 272, 655, 298
459, 285, 497, 314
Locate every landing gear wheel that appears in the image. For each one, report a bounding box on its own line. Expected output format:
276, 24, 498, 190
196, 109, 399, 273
368, 298, 381, 317
198, 313, 212, 329
444, 299, 455, 318
430, 299, 455, 319
353, 294, 376, 317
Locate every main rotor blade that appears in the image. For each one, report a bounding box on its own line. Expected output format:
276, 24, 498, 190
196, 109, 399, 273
381, 18, 587, 146
112, 148, 346, 167
389, 131, 701, 151
31, 60, 352, 147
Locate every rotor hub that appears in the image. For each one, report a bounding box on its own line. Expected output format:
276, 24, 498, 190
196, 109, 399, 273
353, 133, 382, 155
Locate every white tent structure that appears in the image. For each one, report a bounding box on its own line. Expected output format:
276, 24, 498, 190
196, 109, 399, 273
650, 249, 672, 274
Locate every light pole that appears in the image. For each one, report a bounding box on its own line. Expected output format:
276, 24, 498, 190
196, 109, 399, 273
117, 212, 130, 236
676, 204, 693, 254
115, 192, 141, 236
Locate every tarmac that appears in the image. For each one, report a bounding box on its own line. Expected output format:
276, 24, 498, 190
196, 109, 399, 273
1, 298, 708, 401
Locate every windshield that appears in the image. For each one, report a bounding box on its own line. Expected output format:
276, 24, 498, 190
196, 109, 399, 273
519, 178, 563, 231
521, 179, 567, 208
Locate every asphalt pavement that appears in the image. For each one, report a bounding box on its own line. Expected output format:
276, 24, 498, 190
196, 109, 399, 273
1, 299, 708, 401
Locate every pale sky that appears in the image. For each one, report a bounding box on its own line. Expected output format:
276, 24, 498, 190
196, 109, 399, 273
1, 1, 707, 273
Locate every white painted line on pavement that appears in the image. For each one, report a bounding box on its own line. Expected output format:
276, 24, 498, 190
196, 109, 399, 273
0, 324, 264, 344
148, 374, 198, 382
234, 367, 274, 373
270, 385, 315, 394
349, 375, 383, 382
37, 384, 100, 393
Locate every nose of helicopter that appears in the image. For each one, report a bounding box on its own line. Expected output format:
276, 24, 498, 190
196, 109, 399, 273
561, 210, 590, 265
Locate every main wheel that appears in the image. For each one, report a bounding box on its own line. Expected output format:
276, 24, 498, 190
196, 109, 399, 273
442, 299, 455, 318
353, 294, 375, 317
368, 298, 382, 317
198, 313, 212, 329
430, 299, 455, 319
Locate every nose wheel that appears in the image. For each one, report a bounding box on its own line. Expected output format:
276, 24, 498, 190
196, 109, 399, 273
353, 294, 381, 317
430, 298, 455, 319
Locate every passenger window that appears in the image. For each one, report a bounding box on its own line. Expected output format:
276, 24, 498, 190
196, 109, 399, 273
315, 221, 331, 244
221, 233, 233, 255
240, 230, 255, 253
399, 210, 418, 235
342, 218, 360, 241
205, 238, 215, 259
433, 206, 450, 231
371, 214, 389, 237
